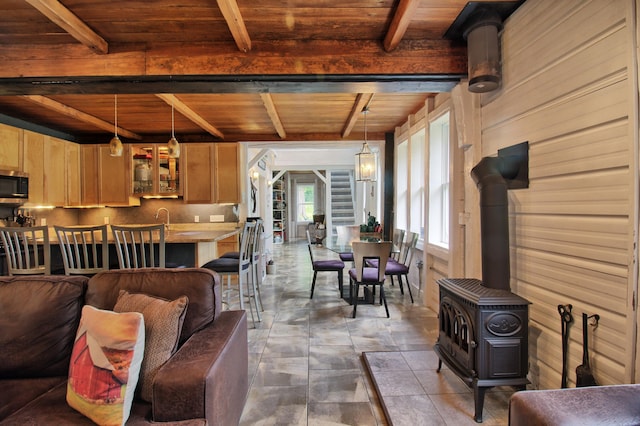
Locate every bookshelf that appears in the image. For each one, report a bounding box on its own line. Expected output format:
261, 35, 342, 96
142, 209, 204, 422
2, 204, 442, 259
272, 177, 286, 244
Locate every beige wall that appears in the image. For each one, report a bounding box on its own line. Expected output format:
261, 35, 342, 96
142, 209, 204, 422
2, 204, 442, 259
468, 0, 637, 389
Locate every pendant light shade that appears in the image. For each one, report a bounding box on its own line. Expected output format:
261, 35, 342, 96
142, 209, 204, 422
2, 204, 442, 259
355, 107, 376, 182
109, 94, 123, 157
167, 100, 180, 158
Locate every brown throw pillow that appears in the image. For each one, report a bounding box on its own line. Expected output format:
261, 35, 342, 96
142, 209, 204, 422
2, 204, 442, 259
113, 290, 188, 402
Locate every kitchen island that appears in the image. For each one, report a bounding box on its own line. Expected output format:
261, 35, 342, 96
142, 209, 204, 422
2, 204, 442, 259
38, 226, 240, 274
164, 228, 240, 267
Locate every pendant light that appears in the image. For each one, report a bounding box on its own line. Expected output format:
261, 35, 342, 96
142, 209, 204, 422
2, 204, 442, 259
355, 107, 376, 182
167, 99, 180, 158
109, 94, 123, 157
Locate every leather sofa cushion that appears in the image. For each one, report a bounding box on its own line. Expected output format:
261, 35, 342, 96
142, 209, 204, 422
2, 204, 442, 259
86, 268, 221, 344
0, 276, 88, 379
0, 379, 206, 425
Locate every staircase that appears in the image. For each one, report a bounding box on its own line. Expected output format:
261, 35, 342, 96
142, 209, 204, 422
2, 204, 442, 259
330, 170, 356, 235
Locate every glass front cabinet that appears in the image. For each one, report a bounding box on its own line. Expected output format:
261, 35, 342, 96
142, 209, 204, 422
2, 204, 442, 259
131, 144, 182, 197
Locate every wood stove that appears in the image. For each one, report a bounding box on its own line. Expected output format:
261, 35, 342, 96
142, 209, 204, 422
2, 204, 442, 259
434, 278, 529, 422
434, 142, 530, 422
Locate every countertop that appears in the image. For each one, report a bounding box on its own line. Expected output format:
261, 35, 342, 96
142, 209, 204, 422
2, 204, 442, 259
164, 228, 239, 243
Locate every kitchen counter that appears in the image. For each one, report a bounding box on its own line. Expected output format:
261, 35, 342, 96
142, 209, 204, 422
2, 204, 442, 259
165, 229, 239, 244
44, 224, 240, 268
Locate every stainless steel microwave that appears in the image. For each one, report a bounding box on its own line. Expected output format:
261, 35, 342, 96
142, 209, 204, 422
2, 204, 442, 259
0, 170, 28, 204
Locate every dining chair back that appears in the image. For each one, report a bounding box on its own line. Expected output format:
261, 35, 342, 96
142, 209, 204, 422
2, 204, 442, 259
251, 219, 265, 310
0, 226, 51, 275
349, 241, 392, 318
335, 225, 356, 263
384, 231, 418, 303
308, 244, 345, 299
111, 224, 165, 268
391, 229, 405, 260
54, 225, 108, 275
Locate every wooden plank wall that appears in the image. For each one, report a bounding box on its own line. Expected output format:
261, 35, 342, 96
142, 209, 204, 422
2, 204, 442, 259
479, 0, 636, 389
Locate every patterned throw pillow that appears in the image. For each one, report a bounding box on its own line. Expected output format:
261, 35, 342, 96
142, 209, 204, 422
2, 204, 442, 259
113, 290, 188, 402
67, 305, 145, 426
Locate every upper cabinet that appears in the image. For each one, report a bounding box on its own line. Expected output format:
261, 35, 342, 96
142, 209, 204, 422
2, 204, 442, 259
23, 131, 66, 206
81, 144, 140, 207
65, 142, 81, 207
0, 124, 22, 171
214, 143, 240, 204
131, 144, 182, 197
182, 142, 240, 204
183, 143, 215, 204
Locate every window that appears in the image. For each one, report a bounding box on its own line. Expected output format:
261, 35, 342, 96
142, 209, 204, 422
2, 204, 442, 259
395, 139, 408, 231
428, 113, 450, 248
296, 183, 315, 221
410, 129, 425, 239
428, 112, 450, 249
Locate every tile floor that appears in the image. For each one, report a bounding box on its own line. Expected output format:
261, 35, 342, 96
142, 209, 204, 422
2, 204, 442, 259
232, 240, 514, 425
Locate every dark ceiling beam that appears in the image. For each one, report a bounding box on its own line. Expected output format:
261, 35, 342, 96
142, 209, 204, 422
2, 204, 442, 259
0, 74, 461, 96
70, 130, 387, 145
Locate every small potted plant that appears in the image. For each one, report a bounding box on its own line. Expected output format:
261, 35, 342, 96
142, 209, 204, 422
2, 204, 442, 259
266, 259, 276, 275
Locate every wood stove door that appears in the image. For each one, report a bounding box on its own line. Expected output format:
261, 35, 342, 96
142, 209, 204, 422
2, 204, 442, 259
439, 296, 476, 373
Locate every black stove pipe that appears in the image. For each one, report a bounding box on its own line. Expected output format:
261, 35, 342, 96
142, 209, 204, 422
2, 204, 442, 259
471, 156, 511, 291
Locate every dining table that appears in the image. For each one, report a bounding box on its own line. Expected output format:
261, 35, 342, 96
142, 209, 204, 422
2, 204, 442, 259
323, 236, 398, 254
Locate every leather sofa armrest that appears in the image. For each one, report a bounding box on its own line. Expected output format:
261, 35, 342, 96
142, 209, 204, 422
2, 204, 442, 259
151, 310, 248, 425
509, 385, 640, 425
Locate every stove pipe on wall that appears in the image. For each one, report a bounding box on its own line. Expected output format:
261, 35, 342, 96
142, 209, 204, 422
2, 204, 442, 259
470, 142, 529, 291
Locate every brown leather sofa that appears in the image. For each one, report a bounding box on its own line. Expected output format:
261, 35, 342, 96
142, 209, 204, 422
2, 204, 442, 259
509, 385, 640, 425
0, 268, 248, 425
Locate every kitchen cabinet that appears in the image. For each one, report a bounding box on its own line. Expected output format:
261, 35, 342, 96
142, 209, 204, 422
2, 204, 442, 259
22, 130, 44, 204
182, 142, 240, 204
216, 234, 239, 256
81, 144, 140, 206
0, 123, 22, 171
81, 144, 99, 205
65, 142, 81, 206
23, 131, 73, 207
214, 143, 240, 203
183, 143, 215, 204
44, 137, 66, 206
131, 144, 182, 197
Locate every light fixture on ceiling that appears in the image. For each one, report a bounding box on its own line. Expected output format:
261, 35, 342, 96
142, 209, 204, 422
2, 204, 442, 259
355, 107, 377, 182
167, 99, 180, 158
109, 94, 123, 157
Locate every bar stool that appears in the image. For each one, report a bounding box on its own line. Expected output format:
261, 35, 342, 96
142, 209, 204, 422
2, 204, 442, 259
54, 224, 109, 276
111, 224, 165, 268
0, 226, 51, 275
201, 221, 262, 326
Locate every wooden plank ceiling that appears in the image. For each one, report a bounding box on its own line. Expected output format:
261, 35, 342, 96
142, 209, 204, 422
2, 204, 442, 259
0, 0, 518, 144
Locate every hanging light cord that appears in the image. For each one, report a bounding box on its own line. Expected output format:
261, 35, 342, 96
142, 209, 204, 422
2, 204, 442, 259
363, 106, 368, 145
171, 100, 175, 138
114, 94, 118, 137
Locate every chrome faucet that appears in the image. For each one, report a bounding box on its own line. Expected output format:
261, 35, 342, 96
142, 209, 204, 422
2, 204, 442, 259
154, 207, 170, 230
